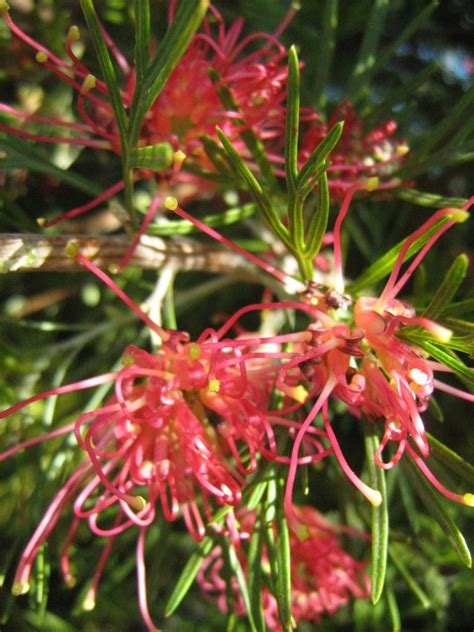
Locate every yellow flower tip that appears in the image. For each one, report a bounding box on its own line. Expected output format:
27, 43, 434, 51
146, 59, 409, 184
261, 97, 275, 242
397, 144, 410, 155
0, 1, 10, 12
291, 1, 302, 11
121, 353, 134, 366
364, 177, 379, 192
64, 241, 80, 258
129, 495, 147, 512
289, 384, 309, 404
82, 74, 96, 94
36, 217, 46, 227
65, 575, 77, 588
108, 263, 120, 275
36, 51, 48, 64
188, 342, 201, 360
164, 195, 178, 211
83, 595, 96, 611
12, 581, 29, 596
208, 378, 221, 393
431, 323, 452, 343
294, 524, 310, 542
173, 150, 186, 167
367, 489, 383, 507
451, 209, 470, 224
68, 25, 80, 41
463, 493, 474, 507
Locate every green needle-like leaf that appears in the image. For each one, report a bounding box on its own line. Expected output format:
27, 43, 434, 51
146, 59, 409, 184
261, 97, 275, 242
349, 215, 452, 294
396, 188, 467, 209
364, 425, 389, 604
427, 434, 474, 487
228, 542, 258, 632
0, 135, 102, 196
388, 545, 431, 609
247, 510, 266, 632
348, 0, 390, 97
305, 172, 330, 257
285, 46, 300, 191
80, 0, 128, 149
403, 459, 472, 568
128, 0, 209, 146
313, 0, 338, 108
133, 0, 150, 85
351, 1, 438, 104
216, 127, 290, 246
296, 122, 343, 194
422, 254, 468, 321
164, 536, 214, 616
274, 475, 292, 631
411, 85, 474, 161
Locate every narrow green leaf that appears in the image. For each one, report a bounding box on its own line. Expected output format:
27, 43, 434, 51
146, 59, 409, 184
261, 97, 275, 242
402, 459, 472, 567
296, 122, 343, 193
351, 1, 438, 103
247, 480, 269, 512
305, 172, 330, 257
442, 299, 474, 318
274, 475, 292, 631
130, 143, 174, 170
388, 545, 431, 609
164, 536, 214, 616
385, 586, 401, 632
0, 135, 102, 196
348, 215, 452, 294
133, 0, 150, 85
396, 188, 467, 210
411, 85, 474, 160
364, 425, 389, 604
209, 68, 277, 189
298, 160, 329, 201
216, 127, 290, 246
313, 0, 338, 108
414, 340, 474, 390
427, 396, 444, 423
128, 0, 209, 146
366, 62, 438, 124
285, 46, 300, 191
422, 254, 468, 321
228, 542, 257, 632
349, 0, 390, 93
403, 146, 474, 178
427, 434, 474, 487
247, 511, 266, 632
80, 0, 128, 148
444, 317, 474, 333
398, 470, 420, 533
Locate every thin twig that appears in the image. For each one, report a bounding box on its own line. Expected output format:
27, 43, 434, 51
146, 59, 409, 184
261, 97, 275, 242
0, 233, 256, 277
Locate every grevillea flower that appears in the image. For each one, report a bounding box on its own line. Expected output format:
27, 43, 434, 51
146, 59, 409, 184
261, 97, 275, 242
198, 504, 370, 630
0, 250, 335, 630
0, 2, 290, 224
299, 102, 410, 198
167, 188, 474, 515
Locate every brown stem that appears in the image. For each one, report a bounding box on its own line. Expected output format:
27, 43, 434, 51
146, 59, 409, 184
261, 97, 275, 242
0, 233, 256, 277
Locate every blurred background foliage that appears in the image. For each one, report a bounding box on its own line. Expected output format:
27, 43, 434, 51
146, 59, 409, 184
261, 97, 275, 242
0, 0, 473, 630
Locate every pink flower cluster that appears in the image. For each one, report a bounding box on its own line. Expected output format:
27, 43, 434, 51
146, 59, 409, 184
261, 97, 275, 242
0, 2, 410, 227
198, 505, 370, 630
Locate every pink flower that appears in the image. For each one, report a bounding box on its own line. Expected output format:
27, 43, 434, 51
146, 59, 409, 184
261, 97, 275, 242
0, 3, 290, 223
299, 101, 410, 198
0, 252, 332, 630
198, 504, 370, 630
169, 189, 474, 512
